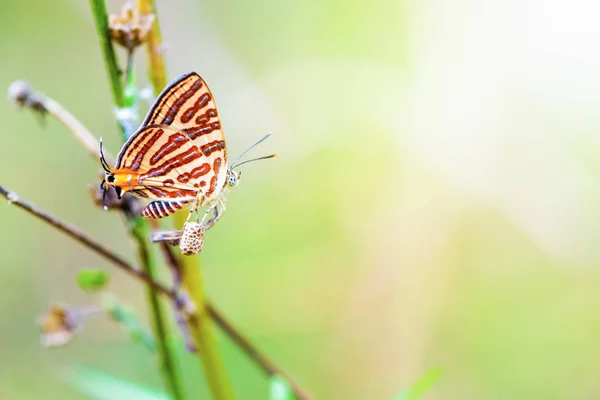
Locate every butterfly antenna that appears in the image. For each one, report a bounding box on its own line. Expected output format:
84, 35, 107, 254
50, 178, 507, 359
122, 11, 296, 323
230, 133, 271, 167
232, 154, 277, 169
99, 137, 111, 173
231, 133, 275, 169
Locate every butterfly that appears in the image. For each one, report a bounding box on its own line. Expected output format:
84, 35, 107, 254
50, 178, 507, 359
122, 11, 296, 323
100, 72, 274, 221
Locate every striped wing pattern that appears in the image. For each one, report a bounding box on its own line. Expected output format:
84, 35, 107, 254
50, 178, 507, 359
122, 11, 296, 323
115, 125, 215, 218
141, 72, 228, 202
110, 72, 229, 219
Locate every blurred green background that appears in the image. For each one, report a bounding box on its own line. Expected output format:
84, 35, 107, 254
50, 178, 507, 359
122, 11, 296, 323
2, 0, 600, 399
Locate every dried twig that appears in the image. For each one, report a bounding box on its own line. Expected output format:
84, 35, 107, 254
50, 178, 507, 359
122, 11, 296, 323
7, 80, 115, 164
208, 305, 314, 400
0, 184, 179, 303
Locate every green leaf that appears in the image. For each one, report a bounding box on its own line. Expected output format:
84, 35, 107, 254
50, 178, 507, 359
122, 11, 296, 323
394, 367, 442, 400
65, 365, 169, 400
270, 375, 296, 400
77, 269, 109, 291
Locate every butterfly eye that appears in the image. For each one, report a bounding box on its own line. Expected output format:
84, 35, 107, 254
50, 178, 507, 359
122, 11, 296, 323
107, 175, 116, 183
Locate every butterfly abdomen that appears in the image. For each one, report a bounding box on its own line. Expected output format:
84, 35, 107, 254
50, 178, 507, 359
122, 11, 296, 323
141, 200, 188, 219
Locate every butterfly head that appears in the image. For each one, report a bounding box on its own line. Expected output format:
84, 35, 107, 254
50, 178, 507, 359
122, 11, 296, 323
226, 169, 241, 188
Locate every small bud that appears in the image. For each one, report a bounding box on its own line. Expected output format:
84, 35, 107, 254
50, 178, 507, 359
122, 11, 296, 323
108, 2, 155, 52
37, 304, 81, 347
179, 221, 205, 256
77, 268, 110, 292
7, 80, 32, 106
7, 80, 47, 117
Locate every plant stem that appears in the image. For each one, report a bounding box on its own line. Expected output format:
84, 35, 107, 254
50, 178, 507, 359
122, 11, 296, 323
137, 0, 235, 398
89, 2, 184, 399
132, 219, 184, 400
7, 80, 115, 163
89, 0, 124, 109
182, 259, 236, 400
137, 0, 167, 90
208, 304, 314, 400
0, 185, 173, 299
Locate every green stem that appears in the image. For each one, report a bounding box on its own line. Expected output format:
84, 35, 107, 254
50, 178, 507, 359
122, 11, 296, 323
137, 0, 235, 398
137, 0, 167, 90
89, 2, 184, 399
89, 0, 124, 108
132, 220, 184, 400
181, 253, 236, 400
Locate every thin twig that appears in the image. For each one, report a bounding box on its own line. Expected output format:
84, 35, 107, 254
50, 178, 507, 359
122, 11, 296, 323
208, 304, 314, 400
0, 184, 175, 301
7, 80, 114, 164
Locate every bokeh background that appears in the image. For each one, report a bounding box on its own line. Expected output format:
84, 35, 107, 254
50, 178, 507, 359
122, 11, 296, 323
2, 0, 600, 399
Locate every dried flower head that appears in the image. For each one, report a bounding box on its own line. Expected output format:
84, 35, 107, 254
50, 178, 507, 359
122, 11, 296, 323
180, 221, 205, 256
7, 80, 47, 117
7, 80, 32, 106
38, 304, 80, 347
109, 2, 155, 52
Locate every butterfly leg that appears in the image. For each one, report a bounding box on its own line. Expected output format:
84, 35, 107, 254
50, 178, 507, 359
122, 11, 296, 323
198, 203, 216, 224
203, 204, 221, 227
200, 199, 228, 229
185, 190, 208, 223
211, 199, 226, 224
184, 199, 202, 223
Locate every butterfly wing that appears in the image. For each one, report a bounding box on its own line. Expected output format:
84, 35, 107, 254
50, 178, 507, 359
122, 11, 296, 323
140, 72, 228, 202
115, 124, 217, 203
